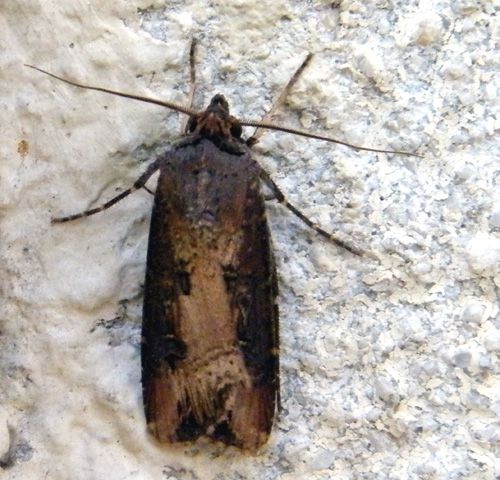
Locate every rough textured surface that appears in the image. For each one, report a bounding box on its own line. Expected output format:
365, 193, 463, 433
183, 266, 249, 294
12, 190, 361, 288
1, 1, 498, 479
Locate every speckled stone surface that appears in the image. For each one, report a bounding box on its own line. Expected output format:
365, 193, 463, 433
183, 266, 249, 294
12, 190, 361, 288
1, 1, 498, 479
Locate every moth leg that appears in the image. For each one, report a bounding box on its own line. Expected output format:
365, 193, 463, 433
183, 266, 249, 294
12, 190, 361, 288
136, 39, 197, 198
263, 192, 277, 201
142, 185, 155, 196
246, 53, 313, 147
51, 157, 163, 223
181, 38, 198, 134
259, 169, 364, 256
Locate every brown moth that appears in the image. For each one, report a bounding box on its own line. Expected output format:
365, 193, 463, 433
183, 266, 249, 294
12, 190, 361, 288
26, 41, 418, 450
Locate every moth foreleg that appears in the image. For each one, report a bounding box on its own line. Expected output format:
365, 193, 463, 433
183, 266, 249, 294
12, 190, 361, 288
51, 157, 163, 223
142, 185, 155, 196
259, 169, 364, 256
181, 38, 198, 135
246, 53, 313, 147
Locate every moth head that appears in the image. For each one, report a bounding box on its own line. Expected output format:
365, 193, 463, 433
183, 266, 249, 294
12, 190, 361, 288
207, 94, 230, 113
186, 94, 243, 141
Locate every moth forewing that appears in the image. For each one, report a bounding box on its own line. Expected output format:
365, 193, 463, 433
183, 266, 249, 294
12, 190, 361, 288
141, 139, 278, 449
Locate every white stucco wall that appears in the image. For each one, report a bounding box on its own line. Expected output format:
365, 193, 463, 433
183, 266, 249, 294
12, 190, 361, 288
1, 1, 498, 479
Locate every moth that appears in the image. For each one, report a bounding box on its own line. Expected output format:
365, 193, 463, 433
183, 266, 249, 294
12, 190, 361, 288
26, 40, 418, 449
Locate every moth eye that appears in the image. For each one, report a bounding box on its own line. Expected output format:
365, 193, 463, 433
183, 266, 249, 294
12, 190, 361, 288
186, 117, 197, 133
230, 124, 242, 138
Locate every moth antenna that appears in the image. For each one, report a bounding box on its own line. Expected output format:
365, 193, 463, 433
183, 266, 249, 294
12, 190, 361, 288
25, 64, 199, 117
241, 119, 422, 157
25, 64, 421, 157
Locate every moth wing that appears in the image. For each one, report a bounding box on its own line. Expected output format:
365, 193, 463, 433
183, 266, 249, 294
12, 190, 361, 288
141, 143, 278, 449
220, 185, 279, 449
